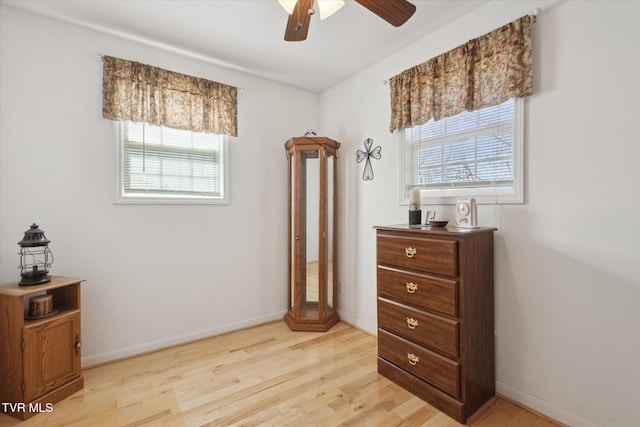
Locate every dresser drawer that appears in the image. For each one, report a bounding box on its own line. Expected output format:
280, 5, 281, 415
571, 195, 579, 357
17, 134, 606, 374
378, 266, 458, 317
377, 234, 458, 277
378, 329, 460, 398
378, 298, 459, 358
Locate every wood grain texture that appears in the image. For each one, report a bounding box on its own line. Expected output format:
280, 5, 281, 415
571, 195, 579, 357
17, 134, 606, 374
458, 230, 496, 419
23, 312, 81, 402
285, 137, 340, 332
0, 321, 562, 427
377, 265, 459, 318
375, 226, 497, 423
0, 277, 84, 420
284, 0, 313, 41
354, 0, 417, 27
377, 233, 458, 277
378, 298, 459, 359
378, 329, 460, 398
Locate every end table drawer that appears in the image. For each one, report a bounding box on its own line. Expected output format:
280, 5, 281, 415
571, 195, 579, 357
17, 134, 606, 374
377, 266, 458, 317
379, 329, 460, 398
377, 234, 458, 277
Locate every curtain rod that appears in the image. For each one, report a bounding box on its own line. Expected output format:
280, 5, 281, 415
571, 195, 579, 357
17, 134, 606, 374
530, 8, 539, 23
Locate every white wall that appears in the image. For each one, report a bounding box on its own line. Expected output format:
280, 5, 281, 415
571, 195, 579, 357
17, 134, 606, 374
0, 5, 319, 365
2, 1, 639, 427
320, 1, 640, 426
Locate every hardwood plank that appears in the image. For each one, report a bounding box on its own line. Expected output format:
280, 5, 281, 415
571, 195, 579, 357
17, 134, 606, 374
0, 321, 563, 426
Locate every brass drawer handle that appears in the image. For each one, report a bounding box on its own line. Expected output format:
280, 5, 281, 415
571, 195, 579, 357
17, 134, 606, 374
405, 282, 418, 293
407, 353, 420, 366
405, 247, 417, 258
406, 317, 419, 329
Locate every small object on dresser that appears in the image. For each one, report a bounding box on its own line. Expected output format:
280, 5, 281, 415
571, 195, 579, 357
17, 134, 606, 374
455, 198, 478, 228
409, 210, 422, 225
409, 189, 421, 225
424, 210, 436, 225
428, 220, 449, 228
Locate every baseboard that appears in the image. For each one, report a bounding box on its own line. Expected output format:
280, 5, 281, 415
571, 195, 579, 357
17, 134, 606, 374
336, 310, 375, 335
82, 310, 287, 368
496, 380, 599, 427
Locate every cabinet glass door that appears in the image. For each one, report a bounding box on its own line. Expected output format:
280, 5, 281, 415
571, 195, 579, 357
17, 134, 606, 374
325, 151, 335, 316
301, 149, 320, 320
289, 151, 296, 316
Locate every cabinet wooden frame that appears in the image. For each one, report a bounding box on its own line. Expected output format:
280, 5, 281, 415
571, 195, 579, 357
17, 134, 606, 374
0, 276, 85, 420
285, 137, 339, 332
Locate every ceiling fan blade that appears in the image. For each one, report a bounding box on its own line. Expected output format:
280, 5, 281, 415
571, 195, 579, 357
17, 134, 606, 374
355, 0, 416, 27
284, 0, 314, 42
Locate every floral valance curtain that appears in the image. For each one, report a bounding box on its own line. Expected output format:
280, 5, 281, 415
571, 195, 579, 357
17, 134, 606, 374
389, 15, 532, 133
102, 56, 237, 137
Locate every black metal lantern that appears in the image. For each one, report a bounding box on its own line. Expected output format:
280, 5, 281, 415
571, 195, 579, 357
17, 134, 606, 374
18, 223, 54, 286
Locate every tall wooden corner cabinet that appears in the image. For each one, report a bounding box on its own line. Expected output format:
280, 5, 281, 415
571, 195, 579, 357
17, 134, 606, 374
375, 225, 496, 424
0, 276, 85, 420
284, 137, 340, 332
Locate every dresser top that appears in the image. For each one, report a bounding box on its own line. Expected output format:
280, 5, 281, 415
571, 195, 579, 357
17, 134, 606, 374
374, 224, 497, 236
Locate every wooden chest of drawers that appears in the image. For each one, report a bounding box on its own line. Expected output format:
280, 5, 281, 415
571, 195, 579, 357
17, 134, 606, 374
375, 225, 496, 424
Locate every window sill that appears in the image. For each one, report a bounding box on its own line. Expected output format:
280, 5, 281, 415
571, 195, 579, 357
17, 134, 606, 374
401, 186, 524, 206
114, 195, 229, 205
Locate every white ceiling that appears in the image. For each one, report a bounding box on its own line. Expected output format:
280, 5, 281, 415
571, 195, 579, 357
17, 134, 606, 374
2, 0, 489, 92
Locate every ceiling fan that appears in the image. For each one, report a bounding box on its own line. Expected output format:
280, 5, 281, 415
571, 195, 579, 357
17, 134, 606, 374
280, 0, 416, 42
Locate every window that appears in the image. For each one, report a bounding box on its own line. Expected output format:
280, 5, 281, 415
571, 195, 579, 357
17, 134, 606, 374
116, 121, 229, 204
401, 98, 524, 204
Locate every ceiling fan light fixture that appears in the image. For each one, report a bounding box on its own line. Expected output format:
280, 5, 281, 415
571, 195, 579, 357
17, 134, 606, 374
280, 0, 344, 19
317, 0, 345, 20
278, 0, 297, 15
284, 0, 414, 42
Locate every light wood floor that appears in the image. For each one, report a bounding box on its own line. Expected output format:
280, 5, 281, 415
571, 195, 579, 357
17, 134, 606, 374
1, 321, 562, 427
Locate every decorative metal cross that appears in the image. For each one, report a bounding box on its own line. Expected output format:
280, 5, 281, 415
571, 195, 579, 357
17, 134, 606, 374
356, 138, 381, 181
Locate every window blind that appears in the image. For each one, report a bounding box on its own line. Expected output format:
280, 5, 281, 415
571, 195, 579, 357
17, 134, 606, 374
411, 99, 515, 189
122, 122, 222, 197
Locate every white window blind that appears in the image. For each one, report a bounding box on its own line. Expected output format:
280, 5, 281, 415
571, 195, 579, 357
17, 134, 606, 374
117, 121, 228, 203
402, 98, 524, 204
412, 98, 514, 187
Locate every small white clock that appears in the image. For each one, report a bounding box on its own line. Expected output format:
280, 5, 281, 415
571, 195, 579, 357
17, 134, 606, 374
455, 198, 477, 228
